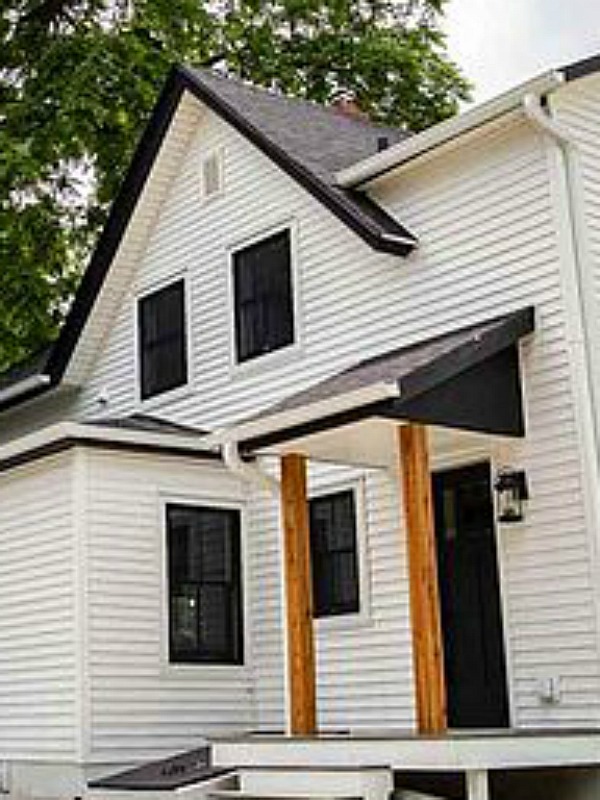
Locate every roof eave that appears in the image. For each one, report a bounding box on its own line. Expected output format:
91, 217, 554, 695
44, 66, 187, 387
336, 70, 566, 188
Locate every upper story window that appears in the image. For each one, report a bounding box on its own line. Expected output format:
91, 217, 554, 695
232, 229, 295, 364
138, 279, 187, 400
309, 489, 360, 618
167, 503, 244, 664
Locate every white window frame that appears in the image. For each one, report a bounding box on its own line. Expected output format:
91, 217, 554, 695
159, 492, 251, 675
133, 271, 193, 410
226, 219, 302, 376
199, 145, 225, 204
309, 477, 372, 631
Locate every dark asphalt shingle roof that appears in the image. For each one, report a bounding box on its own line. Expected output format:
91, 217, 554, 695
184, 67, 416, 251
86, 413, 207, 437
239, 308, 535, 427
190, 68, 408, 180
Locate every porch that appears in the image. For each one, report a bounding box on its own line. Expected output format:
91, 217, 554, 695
209, 728, 600, 800
200, 307, 600, 799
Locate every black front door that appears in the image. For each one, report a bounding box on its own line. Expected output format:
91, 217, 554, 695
433, 462, 510, 729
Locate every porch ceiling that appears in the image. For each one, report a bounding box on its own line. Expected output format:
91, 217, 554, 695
207, 307, 535, 468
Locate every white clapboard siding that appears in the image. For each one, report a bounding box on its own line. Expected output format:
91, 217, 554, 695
0, 452, 78, 760
83, 449, 255, 764
369, 116, 600, 729
4, 81, 600, 756
66, 103, 600, 732
551, 75, 600, 314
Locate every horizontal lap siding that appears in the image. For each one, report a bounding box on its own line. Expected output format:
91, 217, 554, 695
309, 463, 414, 729
371, 118, 600, 728
84, 451, 254, 764
552, 76, 600, 322
43, 103, 600, 736
0, 453, 77, 760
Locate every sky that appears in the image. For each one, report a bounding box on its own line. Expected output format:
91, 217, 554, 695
444, 0, 600, 103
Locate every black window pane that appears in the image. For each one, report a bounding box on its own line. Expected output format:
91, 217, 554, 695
139, 280, 187, 399
233, 230, 294, 363
170, 585, 199, 657
309, 490, 360, 618
167, 505, 243, 664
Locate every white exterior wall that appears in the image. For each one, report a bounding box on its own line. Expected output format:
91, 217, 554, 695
551, 74, 600, 335
0, 452, 79, 763
369, 116, 600, 728
82, 449, 253, 765
2, 79, 600, 769
59, 103, 600, 731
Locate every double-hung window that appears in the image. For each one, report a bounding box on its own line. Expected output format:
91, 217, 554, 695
167, 504, 244, 664
232, 229, 294, 363
309, 489, 360, 618
138, 279, 187, 400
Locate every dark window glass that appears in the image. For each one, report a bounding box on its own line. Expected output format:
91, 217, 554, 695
233, 230, 294, 363
139, 280, 187, 399
309, 490, 360, 618
167, 504, 244, 664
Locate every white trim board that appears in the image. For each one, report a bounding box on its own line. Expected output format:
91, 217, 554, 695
211, 731, 600, 771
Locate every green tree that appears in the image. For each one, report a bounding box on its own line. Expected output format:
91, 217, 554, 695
0, 0, 469, 371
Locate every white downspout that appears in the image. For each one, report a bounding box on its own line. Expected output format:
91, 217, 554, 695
222, 440, 280, 495
221, 439, 288, 732
523, 92, 600, 669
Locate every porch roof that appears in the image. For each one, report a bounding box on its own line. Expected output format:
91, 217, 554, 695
209, 307, 535, 465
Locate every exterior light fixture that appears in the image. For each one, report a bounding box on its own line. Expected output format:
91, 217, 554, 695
494, 468, 529, 523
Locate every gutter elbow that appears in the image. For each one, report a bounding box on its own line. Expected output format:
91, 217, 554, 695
222, 440, 280, 495
522, 93, 573, 148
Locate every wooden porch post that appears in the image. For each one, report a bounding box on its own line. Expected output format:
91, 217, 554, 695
280, 453, 317, 735
398, 424, 447, 734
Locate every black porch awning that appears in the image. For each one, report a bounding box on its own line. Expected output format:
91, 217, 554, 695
211, 307, 534, 457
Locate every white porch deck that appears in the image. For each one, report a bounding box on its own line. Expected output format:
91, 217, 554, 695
212, 728, 600, 772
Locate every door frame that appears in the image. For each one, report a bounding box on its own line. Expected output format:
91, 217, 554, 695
430, 454, 515, 729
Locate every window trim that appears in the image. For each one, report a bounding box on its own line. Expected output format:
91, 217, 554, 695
226, 220, 302, 376
159, 494, 249, 673
134, 273, 193, 409
309, 478, 371, 630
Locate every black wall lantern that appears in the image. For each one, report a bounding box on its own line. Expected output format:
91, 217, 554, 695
494, 468, 529, 523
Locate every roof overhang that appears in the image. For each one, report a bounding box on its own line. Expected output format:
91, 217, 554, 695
206, 308, 535, 467
336, 52, 600, 189
335, 71, 566, 187
0, 420, 219, 476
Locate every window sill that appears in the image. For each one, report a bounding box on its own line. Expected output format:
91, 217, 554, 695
136, 379, 193, 412
229, 341, 302, 380
315, 610, 373, 634
162, 661, 249, 678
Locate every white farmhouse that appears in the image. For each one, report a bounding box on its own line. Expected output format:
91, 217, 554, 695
1, 54, 600, 800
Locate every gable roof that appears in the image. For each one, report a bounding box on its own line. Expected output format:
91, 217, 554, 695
3, 51, 600, 414
180, 67, 416, 253
0, 65, 416, 414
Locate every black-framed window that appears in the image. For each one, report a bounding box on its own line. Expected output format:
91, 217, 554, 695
309, 490, 360, 618
233, 229, 294, 363
138, 279, 187, 400
167, 504, 244, 664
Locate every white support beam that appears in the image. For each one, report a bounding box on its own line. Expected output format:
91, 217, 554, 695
466, 770, 490, 800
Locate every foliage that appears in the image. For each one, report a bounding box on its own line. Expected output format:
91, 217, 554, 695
0, 0, 469, 371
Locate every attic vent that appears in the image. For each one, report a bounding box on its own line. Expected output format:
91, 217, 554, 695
201, 149, 224, 201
